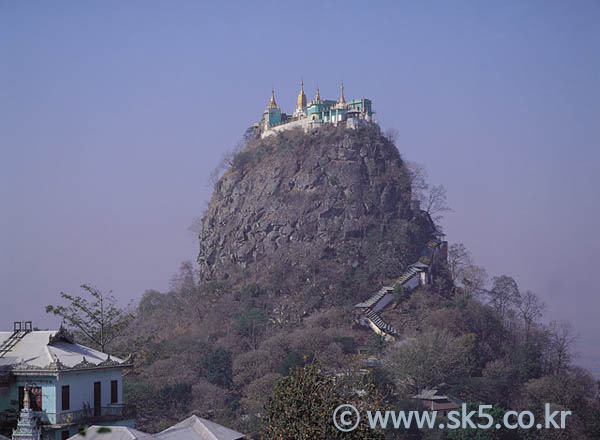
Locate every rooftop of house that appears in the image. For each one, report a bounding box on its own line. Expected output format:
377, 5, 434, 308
154, 415, 245, 440
0, 327, 128, 371
67, 416, 246, 440
67, 426, 153, 440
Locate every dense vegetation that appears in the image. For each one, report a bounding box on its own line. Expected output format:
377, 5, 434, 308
51, 126, 599, 439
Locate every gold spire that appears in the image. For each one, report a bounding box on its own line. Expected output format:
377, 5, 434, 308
297, 79, 307, 109
339, 82, 346, 104
315, 86, 321, 103
23, 386, 30, 409
268, 88, 278, 109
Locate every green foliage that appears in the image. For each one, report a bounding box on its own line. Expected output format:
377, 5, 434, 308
236, 307, 268, 336
365, 334, 388, 355
0, 408, 17, 437
200, 347, 232, 388
77, 426, 113, 437
383, 329, 470, 394
235, 307, 269, 349
45, 284, 132, 353
333, 336, 357, 354
513, 341, 543, 381
277, 350, 314, 376
124, 379, 193, 432
241, 283, 263, 299
263, 361, 385, 439
393, 284, 409, 303
446, 402, 518, 440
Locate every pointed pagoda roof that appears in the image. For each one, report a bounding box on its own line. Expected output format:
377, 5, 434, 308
296, 79, 307, 109
267, 88, 278, 109
339, 82, 346, 104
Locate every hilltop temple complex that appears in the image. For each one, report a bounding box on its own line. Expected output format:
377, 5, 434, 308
258, 81, 374, 138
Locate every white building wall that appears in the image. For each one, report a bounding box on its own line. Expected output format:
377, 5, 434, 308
56, 368, 123, 412
403, 273, 420, 291
11, 375, 57, 413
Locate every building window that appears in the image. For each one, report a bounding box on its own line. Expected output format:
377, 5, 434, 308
111, 380, 118, 404
61, 430, 70, 440
62, 385, 70, 411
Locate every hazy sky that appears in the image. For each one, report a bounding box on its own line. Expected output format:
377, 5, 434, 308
1, 1, 598, 375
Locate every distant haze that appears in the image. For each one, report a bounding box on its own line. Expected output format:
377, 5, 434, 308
1, 2, 598, 376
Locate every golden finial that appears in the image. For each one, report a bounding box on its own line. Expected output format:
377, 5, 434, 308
268, 88, 278, 109
297, 79, 307, 109
23, 386, 30, 409
339, 82, 346, 104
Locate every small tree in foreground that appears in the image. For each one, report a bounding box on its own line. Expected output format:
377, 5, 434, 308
263, 360, 385, 439
46, 284, 132, 353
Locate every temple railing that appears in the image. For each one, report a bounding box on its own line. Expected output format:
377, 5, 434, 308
35, 404, 135, 426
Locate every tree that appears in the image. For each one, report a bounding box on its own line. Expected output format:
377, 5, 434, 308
278, 350, 314, 376
200, 347, 232, 388
522, 369, 596, 439
406, 162, 451, 223
384, 127, 400, 144
447, 243, 488, 296
487, 275, 520, 322
262, 361, 384, 439
446, 402, 519, 440
46, 284, 132, 353
546, 320, 578, 375
423, 184, 451, 222
393, 284, 409, 303
516, 290, 545, 342
383, 330, 470, 395
208, 128, 254, 187
447, 243, 471, 285
406, 161, 428, 203
235, 307, 269, 349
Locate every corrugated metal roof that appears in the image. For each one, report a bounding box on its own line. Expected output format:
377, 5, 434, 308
0, 330, 123, 370
67, 426, 153, 440
154, 415, 245, 440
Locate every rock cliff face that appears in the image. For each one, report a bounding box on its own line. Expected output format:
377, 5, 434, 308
197, 124, 433, 303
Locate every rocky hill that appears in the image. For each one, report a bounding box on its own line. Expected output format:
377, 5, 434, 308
197, 124, 434, 305
120, 123, 599, 440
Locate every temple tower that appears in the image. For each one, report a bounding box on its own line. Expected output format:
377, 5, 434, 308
294, 80, 307, 117
12, 387, 41, 440
263, 88, 282, 129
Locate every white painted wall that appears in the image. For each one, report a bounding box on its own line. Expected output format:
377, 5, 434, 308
56, 368, 123, 412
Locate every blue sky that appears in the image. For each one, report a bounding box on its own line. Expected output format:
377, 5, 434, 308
1, 1, 599, 374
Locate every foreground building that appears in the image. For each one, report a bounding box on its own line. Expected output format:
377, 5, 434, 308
66, 416, 246, 440
0, 323, 134, 440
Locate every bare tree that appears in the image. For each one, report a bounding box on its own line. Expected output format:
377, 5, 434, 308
447, 243, 488, 296
487, 275, 520, 322
517, 290, 545, 342
384, 127, 400, 144
423, 184, 451, 222
547, 320, 578, 375
448, 243, 471, 284
460, 265, 489, 297
406, 161, 428, 202
383, 329, 470, 394
46, 285, 132, 353
208, 125, 257, 187
209, 142, 242, 187
405, 162, 451, 223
